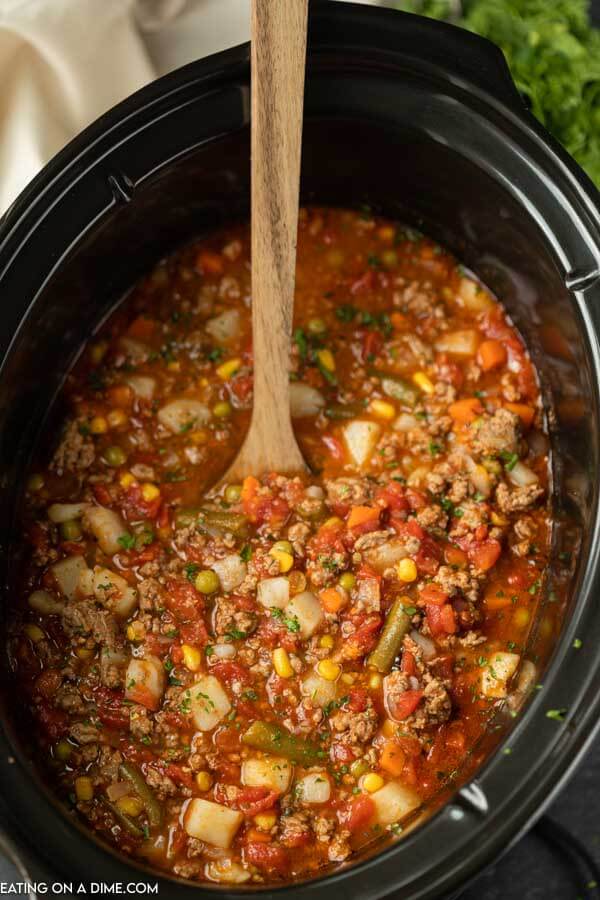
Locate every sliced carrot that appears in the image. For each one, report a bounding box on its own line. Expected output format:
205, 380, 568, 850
127, 315, 157, 340
477, 339, 507, 372
448, 397, 483, 425
347, 505, 379, 530
505, 402, 535, 428
246, 828, 272, 844
319, 587, 347, 614
380, 741, 406, 776
196, 249, 224, 275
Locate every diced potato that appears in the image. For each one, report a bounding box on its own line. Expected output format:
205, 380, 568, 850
92, 567, 138, 618
457, 277, 494, 312
257, 576, 290, 609
371, 781, 421, 826
241, 756, 292, 794
28, 589, 64, 615
393, 413, 419, 432
51, 555, 90, 600
342, 420, 381, 468
157, 398, 210, 434
212, 554, 247, 592
481, 652, 520, 699
47, 502, 89, 524
434, 329, 478, 357
125, 655, 165, 710
301, 671, 337, 708
364, 538, 411, 573
183, 798, 243, 849
508, 461, 538, 487
190, 675, 231, 731
290, 383, 325, 418
284, 591, 323, 638
119, 336, 150, 362
126, 375, 156, 401
296, 772, 331, 805
205, 859, 251, 884
205, 309, 241, 343
84, 506, 127, 555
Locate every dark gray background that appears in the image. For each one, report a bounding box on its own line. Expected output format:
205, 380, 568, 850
1, 2, 599, 898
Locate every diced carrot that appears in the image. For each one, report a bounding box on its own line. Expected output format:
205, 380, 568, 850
477, 339, 507, 372
241, 475, 260, 503
347, 506, 379, 530
107, 384, 133, 409
127, 315, 157, 340
448, 397, 483, 424
469, 539, 502, 572
319, 587, 347, 613
380, 741, 406, 776
196, 249, 224, 275
246, 829, 272, 844
390, 311, 409, 330
505, 402, 535, 428
483, 589, 513, 611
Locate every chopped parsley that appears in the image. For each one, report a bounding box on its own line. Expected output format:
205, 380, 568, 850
546, 708, 567, 722
117, 532, 136, 550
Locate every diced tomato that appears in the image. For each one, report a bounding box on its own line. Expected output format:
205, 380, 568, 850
361, 329, 383, 362
245, 842, 289, 875
164, 579, 208, 647
426, 603, 457, 636
211, 661, 253, 686
376, 481, 410, 514
419, 583, 449, 606
344, 794, 375, 832
350, 269, 375, 295
120, 482, 162, 521
95, 688, 131, 730
214, 726, 242, 753
236, 787, 279, 816
344, 616, 382, 658
93, 483, 113, 506
330, 742, 356, 765
444, 544, 468, 568
415, 535, 442, 575
405, 488, 427, 510
392, 518, 425, 541
387, 689, 423, 721
161, 764, 193, 788
467, 539, 501, 572
347, 688, 369, 713
37, 704, 68, 740
401, 650, 417, 676
241, 476, 290, 527
230, 373, 253, 404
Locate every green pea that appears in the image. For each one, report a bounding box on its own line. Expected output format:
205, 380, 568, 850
55, 739, 72, 761
307, 317, 327, 335
224, 484, 242, 504
339, 572, 356, 592
195, 569, 220, 594
213, 401, 232, 418
60, 520, 82, 541
104, 445, 127, 467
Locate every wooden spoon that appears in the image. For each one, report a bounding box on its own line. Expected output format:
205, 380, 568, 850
220, 0, 309, 485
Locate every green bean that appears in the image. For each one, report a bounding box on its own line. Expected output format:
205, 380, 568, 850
103, 799, 145, 838
174, 506, 248, 537
119, 762, 162, 829
325, 402, 365, 421
380, 376, 418, 407
367, 598, 412, 673
242, 721, 326, 766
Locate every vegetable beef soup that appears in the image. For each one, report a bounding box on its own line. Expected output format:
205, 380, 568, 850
10, 207, 551, 884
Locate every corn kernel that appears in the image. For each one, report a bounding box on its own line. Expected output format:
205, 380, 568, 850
90, 416, 108, 435
273, 648, 293, 678
341, 672, 356, 685
369, 672, 383, 690
382, 719, 397, 737
323, 516, 344, 529
182, 644, 202, 672
255, 812, 277, 831
270, 550, 294, 573
339, 572, 356, 592
362, 772, 384, 793
126, 621, 145, 642
141, 483, 160, 502
412, 371, 435, 394
107, 409, 128, 428
24, 623, 45, 643
116, 796, 144, 817
167, 360, 181, 372
316, 348, 335, 373
55, 739, 72, 761
317, 659, 341, 681
75, 776, 94, 801
397, 558, 417, 583
195, 771, 212, 791
370, 399, 396, 420
513, 607, 531, 629
213, 400, 232, 418
76, 647, 94, 660
319, 635, 335, 649
216, 357, 242, 380
491, 511, 508, 526
120, 472, 136, 489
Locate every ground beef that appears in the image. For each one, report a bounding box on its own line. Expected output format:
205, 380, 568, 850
213, 598, 257, 638
137, 578, 165, 613
329, 700, 378, 752
496, 481, 544, 514
328, 829, 352, 862
433, 566, 482, 604
61, 600, 120, 651
51, 419, 95, 475
145, 766, 178, 800
325, 477, 372, 509
313, 815, 336, 842
448, 500, 489, 539
280, 811, 312, 847
69, 722, 101, 744
472, 408, 520, 456
416, 505, 448, 530
130, 705, 153, 738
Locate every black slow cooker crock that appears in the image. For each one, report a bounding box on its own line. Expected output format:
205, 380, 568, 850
1, 2, 600, 898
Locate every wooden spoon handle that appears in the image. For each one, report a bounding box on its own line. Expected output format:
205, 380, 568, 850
245, 0, 309, 474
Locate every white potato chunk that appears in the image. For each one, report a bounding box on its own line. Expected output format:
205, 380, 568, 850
28, 589, 64, 615
296, 772, 331, 805
126, 375, 156, 401
205, 859, 251, 884
481, 652, 520, 699
125, 655, 165, 710
119, 336, 150, 362
343, 420, 381, 468
301, 671, 337, 708
242, 756, 292, 794
393, 413, 419, 432
157, 398, 210, 434
190, 675, 231, 731
371, 781, 421, 826
434, 329, 478, 357
205, 309, 241, 343
284, 591, 323, 638
184, 798, 243, 849
257, 576, 289, 609
290, 382, 325, 418
51, 555, 90, 600
92, 567, 138, 618
212, 554, 247, 592
508, 461, 538, 487
47, 502, 89, 524
84, 506, 126, 555
364, 538, 411, 573
457, 277, 494, 312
